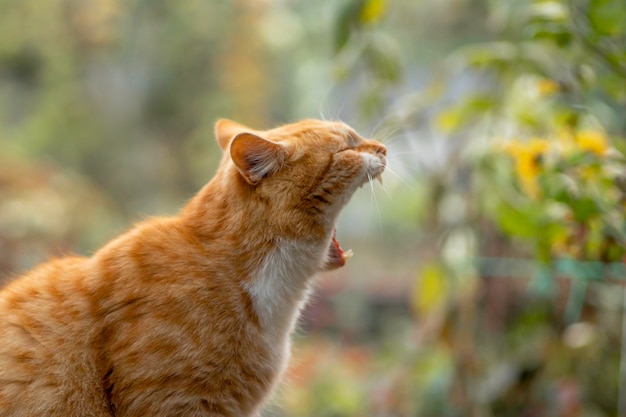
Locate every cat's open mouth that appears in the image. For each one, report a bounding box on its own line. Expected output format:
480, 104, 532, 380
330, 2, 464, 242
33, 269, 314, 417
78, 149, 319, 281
324, 229, 353, 270
359, 170, 384, 189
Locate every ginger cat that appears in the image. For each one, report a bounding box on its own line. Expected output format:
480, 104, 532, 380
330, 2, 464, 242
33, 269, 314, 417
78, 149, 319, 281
0, 119, 386, 417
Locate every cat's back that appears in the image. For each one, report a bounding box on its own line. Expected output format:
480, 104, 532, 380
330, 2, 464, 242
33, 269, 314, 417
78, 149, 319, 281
2, 253, 85, 296
0, 255, 92, 338
0, 256, 114, 417
0, 218, 221, 416
0, 216, 276, 416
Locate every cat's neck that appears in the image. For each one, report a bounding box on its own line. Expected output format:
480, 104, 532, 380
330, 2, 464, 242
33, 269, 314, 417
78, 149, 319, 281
181, 173, 329, 337
244, 238, 323, 340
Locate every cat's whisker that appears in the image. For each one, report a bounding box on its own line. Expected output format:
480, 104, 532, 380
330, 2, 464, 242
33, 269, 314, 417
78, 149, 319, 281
368, 173, 384, 237
368, 106, 409, 138
387, 150, 423, 157
373, 126, 404, 145
369, 125, 402, 146
360, 172, 383, 231
317, 86, 337, 122
382, 164, 416, 191
330, 92, 352, 124
366, 172, 374, 231
375, 176, 392, 199
370, 119, 397, 139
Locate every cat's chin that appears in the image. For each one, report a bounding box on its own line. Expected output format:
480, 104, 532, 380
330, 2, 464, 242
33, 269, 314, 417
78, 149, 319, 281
322, 229, 353, 271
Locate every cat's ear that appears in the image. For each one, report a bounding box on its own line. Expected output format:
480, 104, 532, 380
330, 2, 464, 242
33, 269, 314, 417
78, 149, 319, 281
215, 119, 252, 151
230, 133, 285, 185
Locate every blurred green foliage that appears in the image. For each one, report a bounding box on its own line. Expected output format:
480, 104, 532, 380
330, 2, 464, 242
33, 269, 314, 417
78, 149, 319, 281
280, 0, 626, 416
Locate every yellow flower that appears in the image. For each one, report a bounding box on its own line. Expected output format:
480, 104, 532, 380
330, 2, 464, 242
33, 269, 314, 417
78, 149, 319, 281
502, 138, 550, 198
360, 0, 386, 23
412, 262, 448, 316
500, 139, 522, 156
575, 130, 608, 156
526, 138, 550, 155
536, 79, 559, 96
556, 128, 576, 154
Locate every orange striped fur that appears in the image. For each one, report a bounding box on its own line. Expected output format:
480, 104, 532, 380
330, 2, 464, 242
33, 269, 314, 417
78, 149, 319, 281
0, 119, 386, 416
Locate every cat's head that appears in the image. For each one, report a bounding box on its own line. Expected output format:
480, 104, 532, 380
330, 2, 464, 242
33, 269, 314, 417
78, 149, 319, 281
214, 118, 386, 269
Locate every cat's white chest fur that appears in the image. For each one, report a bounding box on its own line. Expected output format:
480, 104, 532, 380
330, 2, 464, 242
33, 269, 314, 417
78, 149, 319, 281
244, 239, 324, 341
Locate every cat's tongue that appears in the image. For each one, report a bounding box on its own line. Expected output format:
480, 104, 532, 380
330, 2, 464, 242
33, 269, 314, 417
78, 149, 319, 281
324, 229, 353, 270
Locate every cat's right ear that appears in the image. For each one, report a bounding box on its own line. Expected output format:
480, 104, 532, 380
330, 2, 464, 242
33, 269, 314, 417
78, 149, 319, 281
230, 133, 285, 185
215, 119, 251, 151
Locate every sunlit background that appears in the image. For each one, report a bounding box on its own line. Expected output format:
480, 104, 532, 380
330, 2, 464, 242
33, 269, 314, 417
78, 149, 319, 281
1, 0, 626, 416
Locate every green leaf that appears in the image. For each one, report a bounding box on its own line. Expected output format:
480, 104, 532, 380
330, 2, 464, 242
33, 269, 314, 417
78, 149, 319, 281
588, 0, 626, 36
359, 87, 385, 118
599, 72, 626, 102
436, 108, 463, 133
524, 22, 572, 47
571, 197, 601, 222
435, 94, 494, 133
335, 0, 364, 53
363, 32, 402, 83
334, 0, 388, 54
459, 42, 517, 68
496, 202, 542, 239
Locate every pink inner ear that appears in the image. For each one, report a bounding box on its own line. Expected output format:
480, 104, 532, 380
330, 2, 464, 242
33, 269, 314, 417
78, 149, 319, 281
230, 133, 284, 184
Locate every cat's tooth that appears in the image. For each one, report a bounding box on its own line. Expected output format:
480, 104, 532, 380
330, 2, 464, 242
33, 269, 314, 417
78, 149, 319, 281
376, 175, 383, 186
342, 249, 354, 262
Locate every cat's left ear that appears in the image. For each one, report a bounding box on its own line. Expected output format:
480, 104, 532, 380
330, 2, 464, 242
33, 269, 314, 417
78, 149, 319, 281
230, 133, 285, 185
215, 119, 252, 151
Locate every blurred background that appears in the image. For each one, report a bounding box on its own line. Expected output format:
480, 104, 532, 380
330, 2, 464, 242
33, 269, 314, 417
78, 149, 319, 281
1, 0, 626, 415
